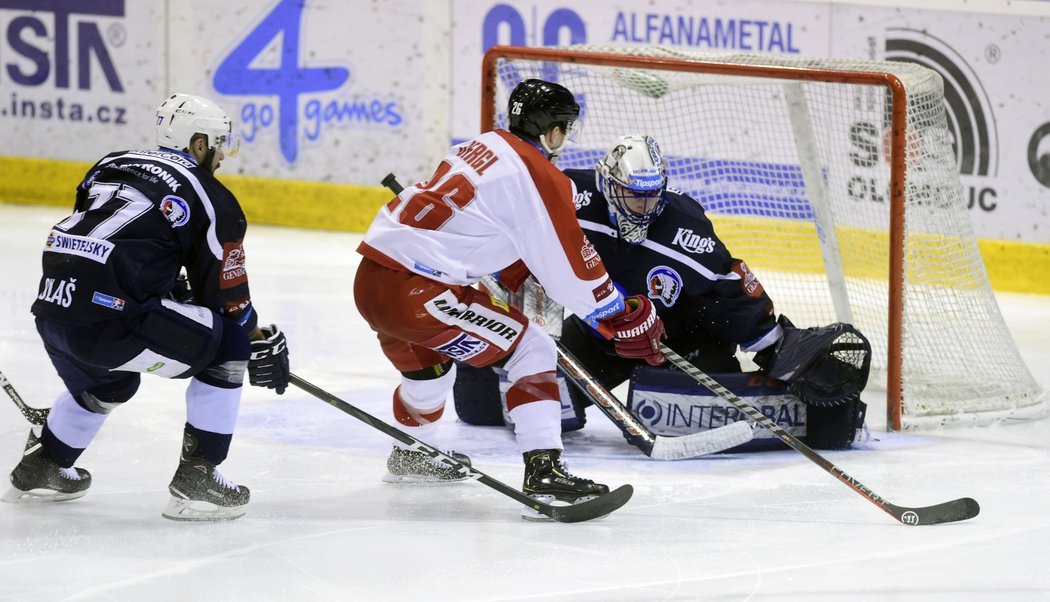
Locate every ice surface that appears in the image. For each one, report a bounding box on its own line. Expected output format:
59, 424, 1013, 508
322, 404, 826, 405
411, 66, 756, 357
1, 204, 1048, 601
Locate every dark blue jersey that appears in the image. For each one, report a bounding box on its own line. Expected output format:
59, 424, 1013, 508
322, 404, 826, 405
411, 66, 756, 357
565, 168, 775, 350
31, 149, 258, 333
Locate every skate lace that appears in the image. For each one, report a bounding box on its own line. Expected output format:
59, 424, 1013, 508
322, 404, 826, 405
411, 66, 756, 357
58, 466, 83, 481
554, 459, 589, 483
428, 450, 463, 468
211, 468, 239, 491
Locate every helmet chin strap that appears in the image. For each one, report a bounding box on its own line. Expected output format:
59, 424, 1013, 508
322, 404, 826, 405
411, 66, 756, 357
539, 133, 564, 163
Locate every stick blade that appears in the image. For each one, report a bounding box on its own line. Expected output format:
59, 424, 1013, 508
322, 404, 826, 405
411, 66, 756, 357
545, 485, 634, 523
648, 421, 754, 460
889, 497, 980, 525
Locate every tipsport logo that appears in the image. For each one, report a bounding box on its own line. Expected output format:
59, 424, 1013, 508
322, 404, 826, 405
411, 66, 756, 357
214, 0, 404, 164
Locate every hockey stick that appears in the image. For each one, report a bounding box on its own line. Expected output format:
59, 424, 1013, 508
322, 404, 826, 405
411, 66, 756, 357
289, 373, 633, 523
380, 173, 753, 460
659, 343, 980, 525
1, 370, 48, 426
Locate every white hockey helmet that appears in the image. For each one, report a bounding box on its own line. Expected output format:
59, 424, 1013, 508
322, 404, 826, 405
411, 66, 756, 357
155, 93, 239, 157
595, 135, 668, 243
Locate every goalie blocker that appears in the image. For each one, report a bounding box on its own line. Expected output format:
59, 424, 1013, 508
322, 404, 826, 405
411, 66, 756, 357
455, 364, 867, 451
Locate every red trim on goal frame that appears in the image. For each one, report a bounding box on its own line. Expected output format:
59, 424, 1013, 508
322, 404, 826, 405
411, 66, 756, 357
481, 45, 909, 431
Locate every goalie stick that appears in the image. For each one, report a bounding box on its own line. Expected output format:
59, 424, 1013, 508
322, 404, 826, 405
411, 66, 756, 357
554, 338, 752, 459
659, 343, 980, 525
380, 173, 752, 459
290, 373, 633, 523
1, 370, 48, 426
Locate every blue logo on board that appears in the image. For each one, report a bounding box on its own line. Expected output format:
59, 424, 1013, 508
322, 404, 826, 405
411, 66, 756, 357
213, 0, 404, 164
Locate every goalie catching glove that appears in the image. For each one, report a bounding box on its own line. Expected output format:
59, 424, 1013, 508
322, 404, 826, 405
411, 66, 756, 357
602, 295, 667, 366
249, 325, 290, 395
753, 315, 871, 407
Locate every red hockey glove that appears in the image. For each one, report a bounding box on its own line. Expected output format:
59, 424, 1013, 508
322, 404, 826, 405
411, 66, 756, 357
604, 295, 666, 366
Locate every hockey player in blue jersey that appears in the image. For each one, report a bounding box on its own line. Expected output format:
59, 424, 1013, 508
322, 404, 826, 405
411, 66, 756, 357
2, 94, 291, 521
455, 135, 871, 450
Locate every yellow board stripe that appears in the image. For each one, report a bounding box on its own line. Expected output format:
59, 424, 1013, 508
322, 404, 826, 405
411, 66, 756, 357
2, 155, 1047, 294
0, 155, 391, 233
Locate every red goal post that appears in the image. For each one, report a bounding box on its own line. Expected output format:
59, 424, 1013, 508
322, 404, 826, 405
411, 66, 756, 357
480, 45, 1046, 431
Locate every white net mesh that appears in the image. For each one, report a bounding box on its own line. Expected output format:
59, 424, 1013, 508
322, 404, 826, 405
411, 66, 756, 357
485, 45, 1046, 430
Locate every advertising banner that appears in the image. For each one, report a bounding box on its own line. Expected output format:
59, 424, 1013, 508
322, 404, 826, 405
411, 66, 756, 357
0, 1, 162, 159
831, 6, 1050, 241
175, 0, 450, 184
450, 0, 1050, 244
0, 0, 1047, 248
0, 0, 451, 186
450, 1, 830, 140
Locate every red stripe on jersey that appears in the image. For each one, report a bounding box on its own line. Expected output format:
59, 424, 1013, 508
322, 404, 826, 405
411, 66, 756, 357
495, 130, 608, 283
392, 387, 445, 426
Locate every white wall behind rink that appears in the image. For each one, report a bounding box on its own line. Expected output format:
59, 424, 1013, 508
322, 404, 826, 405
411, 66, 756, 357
0, 0, 1046, 243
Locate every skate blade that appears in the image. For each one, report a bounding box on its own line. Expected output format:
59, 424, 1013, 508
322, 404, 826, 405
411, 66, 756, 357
161, 496, 247, 522
1, 484, 87, 503
381, 472, 470, 484
520, 494, 600, 522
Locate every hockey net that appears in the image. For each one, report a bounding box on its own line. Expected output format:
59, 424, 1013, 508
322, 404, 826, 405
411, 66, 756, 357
481, 45, 1046, 431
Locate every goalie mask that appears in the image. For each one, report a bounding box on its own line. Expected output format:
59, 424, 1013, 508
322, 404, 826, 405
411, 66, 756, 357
156, 93, 239, 160
507, 79, 582, 161
595, 135, 669, 244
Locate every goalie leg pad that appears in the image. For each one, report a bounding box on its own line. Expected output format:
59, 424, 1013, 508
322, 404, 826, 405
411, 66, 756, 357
628, 366, 867, 450
805, 395, 868, 450
450, 364, 584, 432
452, 363, 504, 426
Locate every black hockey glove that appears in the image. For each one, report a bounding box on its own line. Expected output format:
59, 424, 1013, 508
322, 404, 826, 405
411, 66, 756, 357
167, 272, 195, 304
754, 315, 871, 407
249, 325, 290, 395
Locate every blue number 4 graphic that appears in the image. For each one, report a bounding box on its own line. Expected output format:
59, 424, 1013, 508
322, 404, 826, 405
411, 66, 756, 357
214, 0, 349, 162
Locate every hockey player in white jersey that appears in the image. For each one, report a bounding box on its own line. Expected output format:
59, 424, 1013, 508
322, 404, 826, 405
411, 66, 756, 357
355, 79, 666, 519
454, 135, 872, 451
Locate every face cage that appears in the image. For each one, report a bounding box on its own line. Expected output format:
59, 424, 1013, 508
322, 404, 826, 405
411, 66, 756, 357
604, 177, 667, 228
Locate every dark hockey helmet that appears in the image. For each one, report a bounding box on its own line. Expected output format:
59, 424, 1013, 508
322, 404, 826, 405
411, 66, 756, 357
507, 79, 581, 142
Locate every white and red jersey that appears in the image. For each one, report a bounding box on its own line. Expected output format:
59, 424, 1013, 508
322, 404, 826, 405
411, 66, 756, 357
358, 130, 624, 326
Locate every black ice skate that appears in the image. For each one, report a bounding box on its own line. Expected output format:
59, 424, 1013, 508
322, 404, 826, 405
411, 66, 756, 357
162, 432, 249, 522
382, 444, 472, 484
521, 449, 609, 521
2, 428, 92, 503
